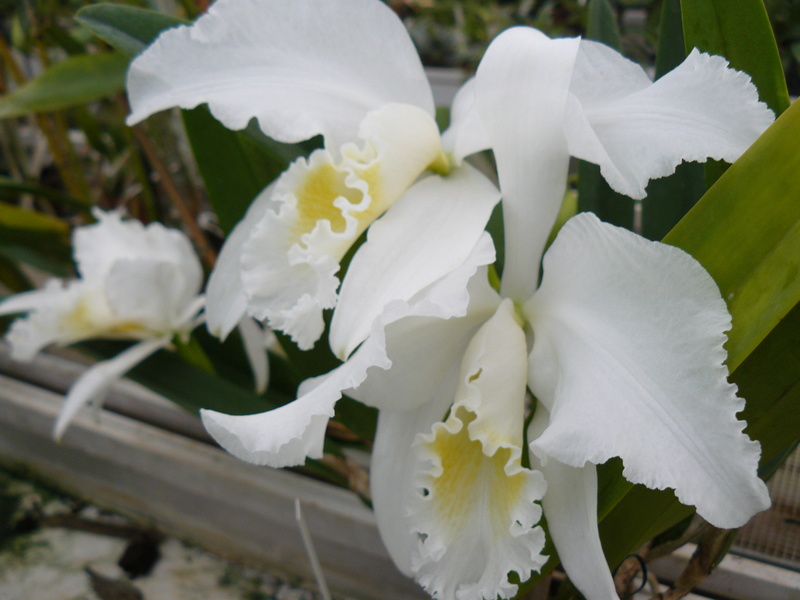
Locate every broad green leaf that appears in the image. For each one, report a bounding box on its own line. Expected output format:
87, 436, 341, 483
0, 52, 129, 119
681, 0, 791, 186
75, 4, 187, 56
735, 302, 800, 476
577, 0, 635, 231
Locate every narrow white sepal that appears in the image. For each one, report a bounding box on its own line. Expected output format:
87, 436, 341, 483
54, 337, 170, 441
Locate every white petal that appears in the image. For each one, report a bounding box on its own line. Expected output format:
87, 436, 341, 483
240, 105, 443, 350
474, 27, 580, 301
200, 320, 393, 468
54, 337, 170, 440
371, 397, 459, 577
0, 284, 59, 316
440, 78, 489, 163
238, 317, 270, 394
526, 410, 619, 600
75, 210, 203, 298
126, 0, 434, 148
331, 163, 500, 359
410, 301, 547, 600
105, 259, 199, 333
565, 45, 774, 198
206, 184, 275, 340
350, 268, 500, 411
525, 212, 770, 528
2, 281, 119, 360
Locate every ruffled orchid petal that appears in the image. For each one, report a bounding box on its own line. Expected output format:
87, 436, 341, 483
206, 184, 275, 340
565, 44, 774, 198
238, 317, 270, 394
54, 337, 170, 440
202, 232, 496, 469
330, 163, 500, 360
240, 104, 443, 350
525, 213, 770, 528
126, 0, 434, 149
474, 27, 580, 301
409, 301, 547, 600
74, 210, 203, 298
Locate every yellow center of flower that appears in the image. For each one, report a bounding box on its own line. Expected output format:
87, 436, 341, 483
289, 157, 385, 249
63, 294, 145, 338
426, 407, 527, 540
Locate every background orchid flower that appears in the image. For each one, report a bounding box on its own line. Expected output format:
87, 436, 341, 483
125, 0, 502, 469
349, 26, 774, 600
0, 210, 204, 439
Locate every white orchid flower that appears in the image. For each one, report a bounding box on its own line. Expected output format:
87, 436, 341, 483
350, 27, 773, 600
0, 210, 205, 439
125, 0, 502, 468
126, 0, 488, 350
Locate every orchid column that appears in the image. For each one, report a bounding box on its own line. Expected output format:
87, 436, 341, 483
356, 26, 774, 600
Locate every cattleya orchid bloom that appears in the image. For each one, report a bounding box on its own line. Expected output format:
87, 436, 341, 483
0, 210, 205, 439
125, 0, 500, 466
350, 27, 774, 599
126, 0, 492, 351
128, 0, 774, 597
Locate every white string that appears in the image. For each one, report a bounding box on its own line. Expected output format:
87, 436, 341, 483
294, 498, 332, 600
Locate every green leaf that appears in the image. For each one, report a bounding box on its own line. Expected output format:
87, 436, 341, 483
681, 0, 791, 186
654, 0, 687, 80
75, 4, 187, 56
0, 176, 86, 210
0, 203, 72, 277
181, 107, 295, 233
586, 0, 621, 50
0, 52, 129, 119
0, 254, 33, 293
